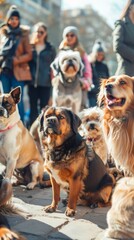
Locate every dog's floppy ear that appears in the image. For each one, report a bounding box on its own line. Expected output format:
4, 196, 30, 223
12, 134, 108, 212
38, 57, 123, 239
38, 105, 50, 132
78, 59, 85, 77
97, 78, 107, 108
10, 86, 21, 104
51, 57, 60, 77
67, 109, 82, 134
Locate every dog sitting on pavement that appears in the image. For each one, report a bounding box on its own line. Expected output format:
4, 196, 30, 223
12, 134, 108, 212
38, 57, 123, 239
51, 50, 84, 114
79, 107, 108, 165
32, 106, 115, 217
0, 86, 45, 189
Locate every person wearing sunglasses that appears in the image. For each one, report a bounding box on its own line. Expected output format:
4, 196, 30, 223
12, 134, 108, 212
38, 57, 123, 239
28, 22, 56, 125
59, 26, 92, 109
0, 5, 32, 122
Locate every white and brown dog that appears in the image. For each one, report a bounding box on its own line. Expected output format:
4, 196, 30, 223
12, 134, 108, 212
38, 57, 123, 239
79, 107, 108, 165
0, 86, 45, 189
51, 50, 84, 114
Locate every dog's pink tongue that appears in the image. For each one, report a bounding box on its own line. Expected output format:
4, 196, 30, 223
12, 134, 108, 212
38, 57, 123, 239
107, 98, 117, 105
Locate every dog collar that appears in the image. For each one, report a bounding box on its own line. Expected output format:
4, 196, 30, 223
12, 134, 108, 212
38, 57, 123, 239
0, 121, 19, 133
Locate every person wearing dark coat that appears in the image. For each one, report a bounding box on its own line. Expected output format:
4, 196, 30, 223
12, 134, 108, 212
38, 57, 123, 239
88, 40, 109, 107
0, 5, 32, 122
28, 22, 56, 125
113, 0, 134, 76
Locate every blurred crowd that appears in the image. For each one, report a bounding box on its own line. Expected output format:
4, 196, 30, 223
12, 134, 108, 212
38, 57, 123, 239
0, 0, 133, 127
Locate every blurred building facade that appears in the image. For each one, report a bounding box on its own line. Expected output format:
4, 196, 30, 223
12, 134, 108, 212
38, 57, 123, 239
0, 0, 61, 47
62, 6, 116, 75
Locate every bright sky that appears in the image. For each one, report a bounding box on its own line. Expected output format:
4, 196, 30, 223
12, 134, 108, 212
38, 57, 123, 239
62, 0, 126, 27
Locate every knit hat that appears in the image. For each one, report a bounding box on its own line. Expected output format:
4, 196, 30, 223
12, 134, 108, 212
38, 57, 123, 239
92, 40, 104, 53
62, 26, 78, 39
6, 5, 20, 22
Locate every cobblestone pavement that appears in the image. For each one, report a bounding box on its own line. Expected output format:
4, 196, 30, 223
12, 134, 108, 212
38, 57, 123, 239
6, 185, 115, 240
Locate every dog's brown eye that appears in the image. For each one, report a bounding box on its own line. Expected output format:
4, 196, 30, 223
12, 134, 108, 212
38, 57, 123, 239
120, 80, 126, 85
3, 101, 11, 108
58, 115, 64, 120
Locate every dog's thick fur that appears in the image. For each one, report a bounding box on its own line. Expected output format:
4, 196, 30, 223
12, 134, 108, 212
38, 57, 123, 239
0, 87, 45, 189
34, 106, 114, 217
51, 50, 84, 114
105, 177, 134, 239
79, 107, 108, 165
98, 74, 134, 175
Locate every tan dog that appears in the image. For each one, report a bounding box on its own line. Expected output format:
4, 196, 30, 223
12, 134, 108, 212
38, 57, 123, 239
105, 177, 134, 239
98, 75, 134, 175
34, 106, 114, 217
79, 107, 108, 165
0, 86, 44, 189
51, 50, 84, 114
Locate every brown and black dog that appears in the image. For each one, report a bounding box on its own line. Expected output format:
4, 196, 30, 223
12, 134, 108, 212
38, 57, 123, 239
32, 106, 114, 217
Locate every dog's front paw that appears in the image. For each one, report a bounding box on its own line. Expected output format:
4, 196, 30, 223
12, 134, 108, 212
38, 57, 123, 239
26, 182, 36, 190
0, 227, 18, 240
44, 205, 56, 213
65, 207, 75, 217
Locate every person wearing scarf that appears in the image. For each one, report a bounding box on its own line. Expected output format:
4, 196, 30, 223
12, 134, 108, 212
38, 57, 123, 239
0, 5, 32, 122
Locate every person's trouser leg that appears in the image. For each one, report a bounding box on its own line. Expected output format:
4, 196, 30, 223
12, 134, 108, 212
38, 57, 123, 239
28, 85, 39, 125
0, 72, 12, 93
39, 86, 51, 110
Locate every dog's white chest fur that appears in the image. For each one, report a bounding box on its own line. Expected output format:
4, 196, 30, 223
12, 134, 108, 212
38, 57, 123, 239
51, 168, 69, 189
0, 125, 21, 165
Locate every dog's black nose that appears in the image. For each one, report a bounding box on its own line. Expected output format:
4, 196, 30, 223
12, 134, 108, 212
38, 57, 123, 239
47, 118, 56, 124
105, 84, 113, 93
68, 59, 74, 66
90, 123, 95, 129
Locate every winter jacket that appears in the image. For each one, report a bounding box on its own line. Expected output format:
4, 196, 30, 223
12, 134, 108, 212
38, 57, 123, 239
29, 42, 56, 87
113, 16, 134, 76
0, 25, 32, 81
89, 61, 109, 95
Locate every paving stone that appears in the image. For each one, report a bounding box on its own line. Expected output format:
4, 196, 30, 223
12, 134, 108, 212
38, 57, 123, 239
3, 185, 111, 240
95, 231, 115, 240
56, 219, 102, 240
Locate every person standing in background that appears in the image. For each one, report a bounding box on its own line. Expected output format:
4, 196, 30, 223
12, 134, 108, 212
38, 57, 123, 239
113, 0, 134, 76
59, 26, 92, 109
29, 22, 56, 125
0, 5, 32, 122
88, 40, 109, 107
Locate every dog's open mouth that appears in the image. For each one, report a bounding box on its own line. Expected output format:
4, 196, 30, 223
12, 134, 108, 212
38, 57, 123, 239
45, 126, 61, 135
65, 64, 76, 72
106, 94, 126, 107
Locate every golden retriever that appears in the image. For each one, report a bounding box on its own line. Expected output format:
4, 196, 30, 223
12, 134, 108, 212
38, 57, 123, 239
98, 74, 134, 175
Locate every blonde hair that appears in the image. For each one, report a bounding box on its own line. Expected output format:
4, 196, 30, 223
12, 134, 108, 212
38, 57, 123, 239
59, 39, 85, 58
30, 22, 47, 45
